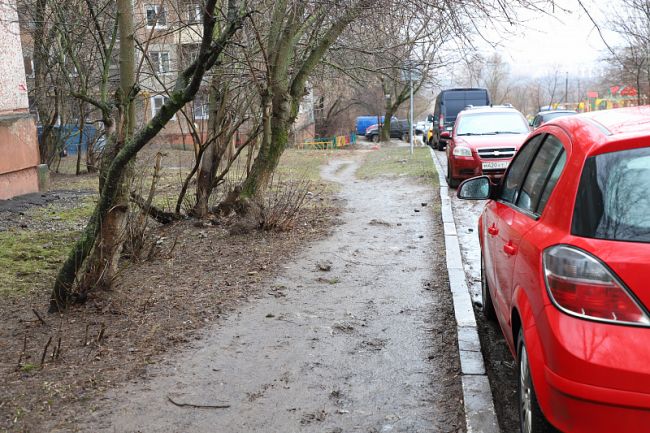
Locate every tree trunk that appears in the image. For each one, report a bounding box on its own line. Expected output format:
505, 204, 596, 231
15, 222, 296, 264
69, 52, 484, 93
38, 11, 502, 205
78, 0, 135, 292
380, 112, 393, 142
380, 81, 394, 142
75, 102, 86, 176
239, 91, 293, 199
33, 0, 59, 165
193, 74, 233, 217
194, 140, 219, 218
49, 0, 245, 311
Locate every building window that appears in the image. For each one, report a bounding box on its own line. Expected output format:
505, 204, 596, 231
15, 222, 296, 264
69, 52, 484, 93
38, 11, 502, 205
151, 95, 175, 120
149, 51, 170, 75
187, 3, 201, 24
194, 94, 209, 119
146, 5, 167, 28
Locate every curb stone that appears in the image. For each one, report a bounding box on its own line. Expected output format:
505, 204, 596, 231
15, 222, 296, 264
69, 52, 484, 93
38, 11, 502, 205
429, 148, 500, 433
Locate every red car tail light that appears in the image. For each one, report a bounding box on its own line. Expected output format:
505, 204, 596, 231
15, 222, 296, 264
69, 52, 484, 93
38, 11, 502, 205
439, 114, 444, 130
543, 245, 650, 326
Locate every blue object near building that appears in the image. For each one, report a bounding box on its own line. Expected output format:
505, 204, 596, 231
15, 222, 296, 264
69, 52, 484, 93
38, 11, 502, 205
37, 124, 99, 156
355, 116, 384, 135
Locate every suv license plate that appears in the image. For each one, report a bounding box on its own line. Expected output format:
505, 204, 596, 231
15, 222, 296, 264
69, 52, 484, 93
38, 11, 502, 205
482, 161, 509, 170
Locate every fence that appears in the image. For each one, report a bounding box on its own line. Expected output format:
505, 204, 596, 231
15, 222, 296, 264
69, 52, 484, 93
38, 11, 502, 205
300, 133, 357, 150
37, 124, 99, 156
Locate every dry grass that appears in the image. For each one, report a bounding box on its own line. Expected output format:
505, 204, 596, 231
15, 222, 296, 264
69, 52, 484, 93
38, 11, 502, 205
356, 146, 438, 185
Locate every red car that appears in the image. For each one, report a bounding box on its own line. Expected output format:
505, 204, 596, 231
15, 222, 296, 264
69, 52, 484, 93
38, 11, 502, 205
444, 105, 530, 187
457, 106, 650, 433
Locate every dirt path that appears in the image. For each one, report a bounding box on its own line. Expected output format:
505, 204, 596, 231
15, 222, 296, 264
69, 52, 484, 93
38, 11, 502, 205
77, 154, 464, 433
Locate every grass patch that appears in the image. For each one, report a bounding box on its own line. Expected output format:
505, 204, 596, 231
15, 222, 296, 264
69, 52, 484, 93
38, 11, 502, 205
0, 148, 340, 298
357, 146, 438, 185
50, 172, 99, 192
30, 197, 96, 226
274, 149, 345, 195
0, 229, 80, 296
20, 363, 37, 373
276, 149, 338, 182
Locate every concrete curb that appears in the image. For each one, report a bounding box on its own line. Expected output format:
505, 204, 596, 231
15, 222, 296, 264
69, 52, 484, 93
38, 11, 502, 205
429, 148, 500, 433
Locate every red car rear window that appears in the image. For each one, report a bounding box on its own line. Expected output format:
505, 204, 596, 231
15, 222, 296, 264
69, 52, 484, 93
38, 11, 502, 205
572, 147, 650, 242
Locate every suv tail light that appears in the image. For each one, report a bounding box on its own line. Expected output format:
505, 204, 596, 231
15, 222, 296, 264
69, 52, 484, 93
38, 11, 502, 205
439, 114, 444, 130
543, 245, 650, 326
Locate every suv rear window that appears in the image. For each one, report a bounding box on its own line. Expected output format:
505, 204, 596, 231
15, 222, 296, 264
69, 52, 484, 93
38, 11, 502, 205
572, 147, 650, 242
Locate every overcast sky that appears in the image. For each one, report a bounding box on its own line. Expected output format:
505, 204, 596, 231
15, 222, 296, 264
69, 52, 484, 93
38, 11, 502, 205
441, 0, 617, 85
497, 0, 612, 78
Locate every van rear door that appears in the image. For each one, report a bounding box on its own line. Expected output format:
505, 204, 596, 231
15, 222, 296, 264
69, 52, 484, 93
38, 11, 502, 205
463, 89, 490, 108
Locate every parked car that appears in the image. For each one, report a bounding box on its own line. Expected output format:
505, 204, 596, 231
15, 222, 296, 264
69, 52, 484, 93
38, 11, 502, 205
356, 116, 386, 135
457, 106, 650, 433
530, 110, 577, 129
445, 105, 530, 187
430, 88, 490, 150
365, 119, 409, 142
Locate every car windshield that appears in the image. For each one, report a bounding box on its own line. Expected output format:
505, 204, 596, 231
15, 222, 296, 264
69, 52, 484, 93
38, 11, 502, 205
572, 147, 650, 242
456, 112, 529, 136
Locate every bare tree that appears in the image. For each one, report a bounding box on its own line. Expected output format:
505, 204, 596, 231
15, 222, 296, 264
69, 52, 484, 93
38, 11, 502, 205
49, 0, 249, 311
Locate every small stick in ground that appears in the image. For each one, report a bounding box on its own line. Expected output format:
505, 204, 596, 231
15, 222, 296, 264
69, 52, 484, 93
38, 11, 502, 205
17, 334, 27, 367
167, 395, 230, 409
51, 337, 62, 361
96, 323, 105, 343
83, 324, 89, 346
40, 336, 53, 368
32, 308, 47, 326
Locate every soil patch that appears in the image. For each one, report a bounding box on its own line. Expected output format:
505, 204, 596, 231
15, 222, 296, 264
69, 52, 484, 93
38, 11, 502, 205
0, 193, 339, 432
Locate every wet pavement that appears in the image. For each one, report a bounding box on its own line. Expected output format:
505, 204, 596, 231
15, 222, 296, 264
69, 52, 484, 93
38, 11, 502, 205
79, 154, 464, 432
431, 151, 484, 304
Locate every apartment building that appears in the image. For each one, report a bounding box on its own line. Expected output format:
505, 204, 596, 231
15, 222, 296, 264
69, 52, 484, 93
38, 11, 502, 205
134, 0, 210, 146
0, 0, 42, 199
17, 0, 314, 151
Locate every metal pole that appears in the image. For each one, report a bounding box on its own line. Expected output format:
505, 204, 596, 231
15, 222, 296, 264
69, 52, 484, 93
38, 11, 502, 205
409, 64, 414, 155
565, 71, 568, 105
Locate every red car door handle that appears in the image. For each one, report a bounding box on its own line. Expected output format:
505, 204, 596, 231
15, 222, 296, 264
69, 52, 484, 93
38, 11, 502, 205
488, 225, 499, 236
503, 243, 517, 256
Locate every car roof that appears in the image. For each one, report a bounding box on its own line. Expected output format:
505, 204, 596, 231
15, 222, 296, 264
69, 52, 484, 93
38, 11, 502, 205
541, 106, 650, 154
537, 110, 577, 115
458, 105, 522, 115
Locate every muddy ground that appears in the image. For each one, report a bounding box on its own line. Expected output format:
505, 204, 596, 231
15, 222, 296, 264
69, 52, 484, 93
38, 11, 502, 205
0, 163, 338, 432
1, 146, 464, 432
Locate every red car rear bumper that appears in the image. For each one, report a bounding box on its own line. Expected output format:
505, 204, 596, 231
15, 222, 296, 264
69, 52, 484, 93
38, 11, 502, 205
529, 306, 650, 433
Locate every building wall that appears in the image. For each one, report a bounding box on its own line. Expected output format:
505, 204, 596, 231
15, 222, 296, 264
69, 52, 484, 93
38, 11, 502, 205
133, 0, 209, 147
0, 0, 40, 200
